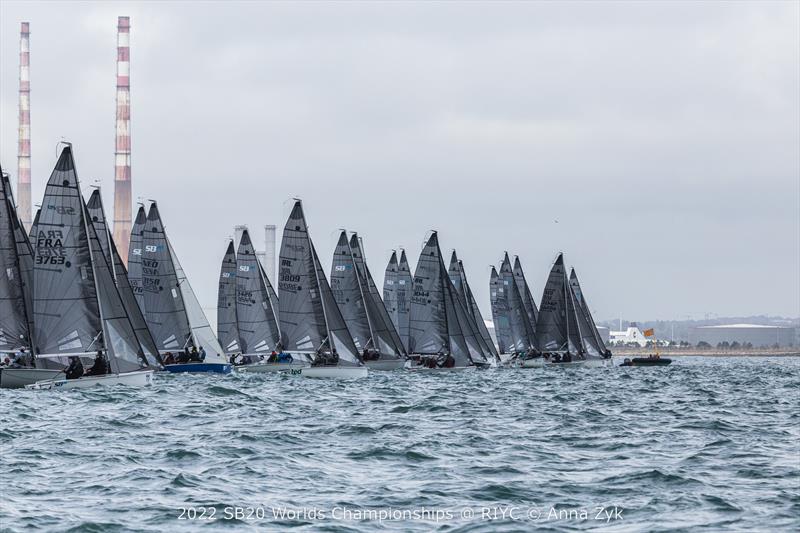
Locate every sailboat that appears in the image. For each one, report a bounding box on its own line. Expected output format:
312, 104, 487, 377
140, 202, 231, 373
535, 254, 610, 367
86, 190, 162, 368
407, 232, 486, 371
331, 231, 407, 370
278, 201, 367, 379
225, 229, 295, 373
0, 169, 64, 388
447, 251, 498, 365
569, 268, 612, 362
491, 253, 539, 366
26, 146, 155, 389
383, 249, 412, 351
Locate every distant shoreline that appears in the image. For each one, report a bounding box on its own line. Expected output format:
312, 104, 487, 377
610, 347, 799, 357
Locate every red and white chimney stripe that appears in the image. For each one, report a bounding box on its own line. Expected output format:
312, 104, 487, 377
17, 22, 32, 230
113, 16, 132, 262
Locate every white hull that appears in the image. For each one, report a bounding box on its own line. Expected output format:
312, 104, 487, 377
26, 370, 155, 390
298, 366, 368, 379
365, 359, 407, 371
521, 358, 545, 368
0, 368, 65, 389
545, 358, 612, 368
236, 362, 308, 373
407, 365, 475, 372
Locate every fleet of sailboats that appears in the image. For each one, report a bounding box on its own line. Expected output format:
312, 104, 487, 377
0, 145, 614, 388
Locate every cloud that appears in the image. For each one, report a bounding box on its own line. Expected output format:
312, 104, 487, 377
1, 0, 798, 322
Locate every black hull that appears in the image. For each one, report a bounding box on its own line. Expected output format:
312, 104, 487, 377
620, 357, 672, 367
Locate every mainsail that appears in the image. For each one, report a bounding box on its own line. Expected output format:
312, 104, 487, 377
408, 232, 476, 366
236, 229, 280, 354
331, 231, 371, 350
141, 203, 191, 353
455, 257, 500, 361
278, 201, 362, 367
86, 190, 161, 367
32, 147, 146, 373
513, 256, 539, 331
499, 253, 536, 351
536, 253, 579, 353
127, 205, 146, 312
569, 268, 607, 355
447, 251, 494, 362
489, 266, 513, 354
217, 240, 240, 354
0, 169, 34, 351
383, 250, 412, 351
350, 234, 406, 358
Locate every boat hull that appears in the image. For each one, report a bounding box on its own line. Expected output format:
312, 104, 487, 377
546, 358, 613, 368
407, 365, 476, 372
164, 363, 232, 374
26, 370, 155, 390
365, 359, 407, 371
0, 368, 65, 389
298, 366, 368, 379
236, 362, 308, 373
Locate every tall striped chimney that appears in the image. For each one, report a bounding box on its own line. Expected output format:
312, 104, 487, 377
113, 15, 132, 263
17, 22, 32, 230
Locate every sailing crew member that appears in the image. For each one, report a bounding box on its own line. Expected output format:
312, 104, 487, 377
65, 356, 84, 380
163, 352, 176, 365
189, 347, 201, 362
198, 346, 206, 362
177, 347, 191, 364
85, 351, 110, 376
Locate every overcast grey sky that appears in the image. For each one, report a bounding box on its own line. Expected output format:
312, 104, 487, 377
1, 0, 798, 323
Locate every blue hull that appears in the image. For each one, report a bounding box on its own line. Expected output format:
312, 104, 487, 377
164, 363, 232, 374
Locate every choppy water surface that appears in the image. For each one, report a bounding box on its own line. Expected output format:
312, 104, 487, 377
1, 356, 798, 532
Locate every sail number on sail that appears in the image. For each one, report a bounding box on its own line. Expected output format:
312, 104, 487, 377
34, 229, 67, 265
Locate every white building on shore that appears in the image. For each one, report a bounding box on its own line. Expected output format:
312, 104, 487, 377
609, 324, 649, 346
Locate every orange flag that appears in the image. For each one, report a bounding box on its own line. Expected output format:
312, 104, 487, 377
643, 328, 655, 337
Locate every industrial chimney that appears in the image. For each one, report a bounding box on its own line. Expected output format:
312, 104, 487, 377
17, 22, 32, 230
264, 225, 276, 285
113, 16, 132, 263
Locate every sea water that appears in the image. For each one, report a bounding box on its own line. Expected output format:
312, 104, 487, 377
1, 356, 798, 532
